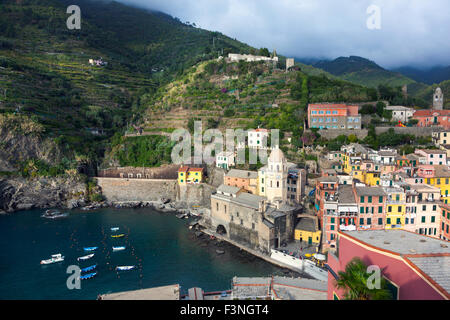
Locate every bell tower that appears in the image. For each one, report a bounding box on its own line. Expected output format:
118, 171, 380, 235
433, 87, 444, 110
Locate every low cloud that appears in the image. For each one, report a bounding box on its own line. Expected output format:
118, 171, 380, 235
116, 0, 450, 69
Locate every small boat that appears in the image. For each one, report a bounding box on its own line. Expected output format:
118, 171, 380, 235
216, 250, 225, 255
110, 227, 120, 231
41, 210, 68, 219
116, 266, 135, 271
111, 234, 125, 238
40, 253, 64, 265
80, 272, 97, 280
112, 246, 126, 252
81, 264, 97, 273
77, 253, 94, 261
83, 247, 98, 252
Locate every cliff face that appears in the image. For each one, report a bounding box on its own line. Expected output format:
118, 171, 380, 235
0, 114, 89, 213
0, 176, 88, 214
0, 114, 62, 172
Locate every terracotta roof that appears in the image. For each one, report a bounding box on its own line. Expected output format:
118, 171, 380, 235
413, 110, 450, 117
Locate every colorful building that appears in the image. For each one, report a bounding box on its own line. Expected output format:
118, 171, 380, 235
383, 187, 406, 229
216, 151, 235, 170
224, 169, 258, 194
327, 230, 450, 300
294, 216, 321, 245
177, 166, 204, 185
355, 186, 386, 230
417, 165, 450, 203
412, 109, 450, 129
415, 149, 447, 165
308, 104, 361, 130
439, 203, 450, 241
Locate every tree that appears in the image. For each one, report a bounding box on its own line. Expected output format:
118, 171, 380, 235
334, 257, 392, 300
258, 48, 270, 57
348, 134, 358, 143
375, 101, 386, 117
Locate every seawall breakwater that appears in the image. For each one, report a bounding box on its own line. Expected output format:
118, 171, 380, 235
95, 177, 215, 209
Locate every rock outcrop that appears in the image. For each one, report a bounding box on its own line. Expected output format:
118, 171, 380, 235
0, 176, 88, 214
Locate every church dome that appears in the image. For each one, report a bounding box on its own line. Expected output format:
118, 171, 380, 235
268, 147, 286, 164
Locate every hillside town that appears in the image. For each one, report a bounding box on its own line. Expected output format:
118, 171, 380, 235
92, 58, 450, 300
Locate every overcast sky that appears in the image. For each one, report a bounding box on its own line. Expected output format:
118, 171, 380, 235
116, 0, 449, 69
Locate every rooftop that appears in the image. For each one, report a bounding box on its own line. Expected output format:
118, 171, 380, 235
225, 169, 258, 179
217, 184, 241, 195
355, 186, 386, 196
341, 230, 450, 297
99, 284, 180, 300
342, 229, 450, 256
295, 216, 318, 232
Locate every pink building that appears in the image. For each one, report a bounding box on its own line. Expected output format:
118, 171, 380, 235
327, 230, 450, 300
415, 149, 447, 165
412, 110, 450, 129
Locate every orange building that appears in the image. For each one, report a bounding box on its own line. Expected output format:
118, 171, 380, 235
308, 104, 361, 130
224, 169, 258, 194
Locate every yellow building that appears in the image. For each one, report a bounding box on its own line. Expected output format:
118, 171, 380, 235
418, 165, 450, 204
384, 187, 405, 229
294, 216, 321, 245
363, 171, 381, 186
177, 166, 204, 185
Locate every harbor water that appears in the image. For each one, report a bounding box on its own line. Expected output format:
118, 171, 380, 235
0, 208, 287, 299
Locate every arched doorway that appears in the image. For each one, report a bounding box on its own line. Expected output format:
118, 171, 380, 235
216, 225, 227, 235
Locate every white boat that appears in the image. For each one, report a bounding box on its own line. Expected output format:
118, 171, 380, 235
40, 253, 64, 265
77, 253, 94, 261
112, 246, 126, 252
111, 227, 120, 231
116, 265, 135, 271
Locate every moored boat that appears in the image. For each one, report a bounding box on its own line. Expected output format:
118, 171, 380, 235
80, 272, 97, 280
111, 234, 125, 238
110, 227, 120, 231
112, 246, 126, 252
83, 247, 98, 252
81, 264, 97, 273
40, 253, 64, 265
77, 253, 94, 261
116, 265, 135, 271
41, 210, 68, 219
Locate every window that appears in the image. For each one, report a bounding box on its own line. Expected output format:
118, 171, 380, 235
421, 216, 426, 223
387, 218, 391, 224
431, 216, 436, 223
360, 207, 364, 214
396, 218, 401, 224
331, 217, 335, 223
360, 196, 365, 203
368, 196, 372, 203
379, 196, 383, 203
367, 218, 371, 225
378, 218, 383, 225
360, 218, 364, 225
331, 225, 335, 231
388, 206, 392, 213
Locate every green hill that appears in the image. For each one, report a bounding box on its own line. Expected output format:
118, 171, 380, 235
313, 56, 418, 88
0, 0, 253, 165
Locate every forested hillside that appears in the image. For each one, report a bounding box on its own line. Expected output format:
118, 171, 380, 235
0, 0, 253, 171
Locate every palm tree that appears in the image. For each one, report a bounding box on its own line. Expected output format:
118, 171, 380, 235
334, 257, 392, 300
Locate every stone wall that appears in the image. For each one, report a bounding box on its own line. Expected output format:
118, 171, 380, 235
375, 126, 442, 137
317, 126, 440, 140
96, 177, 215, 208
317, 129, 369, 140
96, 177, 177, 202
98, 164, 180, 179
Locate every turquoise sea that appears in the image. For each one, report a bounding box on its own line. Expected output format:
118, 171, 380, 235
0, 208, 284, 299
